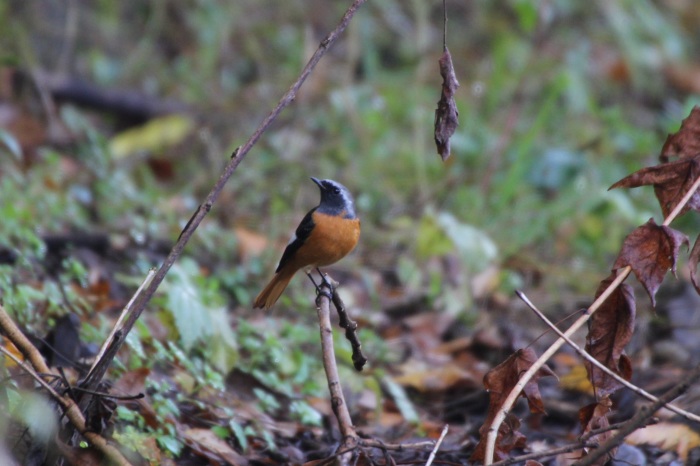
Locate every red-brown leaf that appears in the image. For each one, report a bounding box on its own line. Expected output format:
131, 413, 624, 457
660, 106, 700, 162
579, 396, 615, 465
613, 218, 689, 306
470, 348, 556, 462
690, 234, 700, 296
584, 273, 635, 397
434, 47, 459, 161
609, 155, 700, 218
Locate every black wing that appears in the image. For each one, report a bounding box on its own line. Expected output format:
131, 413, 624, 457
275, 208, 316, 273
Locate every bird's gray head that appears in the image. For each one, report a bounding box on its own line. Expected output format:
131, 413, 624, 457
311, 177, 357, 219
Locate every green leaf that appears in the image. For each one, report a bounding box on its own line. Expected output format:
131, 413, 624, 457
381, 376, 419, 424
164, 258, 213, 350
0, 128, 22, 160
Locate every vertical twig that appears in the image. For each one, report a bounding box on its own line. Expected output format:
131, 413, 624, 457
316, 282, 358, 465
442, 0, 447, 51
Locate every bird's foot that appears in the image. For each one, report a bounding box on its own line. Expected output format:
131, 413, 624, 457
306, 268, 335, 300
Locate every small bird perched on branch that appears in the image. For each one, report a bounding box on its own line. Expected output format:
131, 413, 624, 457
253, 177, 361, 310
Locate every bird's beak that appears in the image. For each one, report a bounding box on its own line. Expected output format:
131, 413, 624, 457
310, 177, 325, 190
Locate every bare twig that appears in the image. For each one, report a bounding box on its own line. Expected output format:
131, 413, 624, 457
425, 424, 449, 466
76, 0, 368, 399
518, 290, 700, 423
360, 438, 437, 451
0, 306, 131, 465
0, 306, 50, 375
573, 363, 700, 466
85, 268, 156, 381
442, 0, 447, 51
331, 287, 367, 371
316, 281, 358, 465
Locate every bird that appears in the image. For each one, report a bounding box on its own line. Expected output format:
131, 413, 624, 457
253, 177, 361, 310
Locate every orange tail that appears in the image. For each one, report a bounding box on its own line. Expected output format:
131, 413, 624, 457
253, 269, 296, 309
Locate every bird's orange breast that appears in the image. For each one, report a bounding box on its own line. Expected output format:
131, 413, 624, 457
289, 212, 360, 270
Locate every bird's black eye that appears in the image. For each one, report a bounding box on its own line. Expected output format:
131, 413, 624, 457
332, 187, 340, 194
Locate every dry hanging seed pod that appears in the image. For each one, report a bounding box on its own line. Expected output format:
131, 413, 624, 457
434, 47, 459, 161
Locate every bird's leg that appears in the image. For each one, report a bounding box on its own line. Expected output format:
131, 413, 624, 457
316, 267, 336, 299
307, 268, 333, 300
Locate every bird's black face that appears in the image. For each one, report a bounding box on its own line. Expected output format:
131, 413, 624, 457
311, 177, 357, 219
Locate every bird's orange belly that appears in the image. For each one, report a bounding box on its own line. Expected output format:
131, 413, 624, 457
297, 213, 360, 268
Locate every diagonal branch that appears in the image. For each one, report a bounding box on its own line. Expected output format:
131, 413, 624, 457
518, 290, 700, 423
573, 363, 700, 466
0, 305, 131, 465
77, 0, 368, 401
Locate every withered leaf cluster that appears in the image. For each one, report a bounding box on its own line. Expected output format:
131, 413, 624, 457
610, 107, 700, 293
575, 106, 700, 463
477, 107, 700, 464
434, 48, 459, 161
470, 348, 555, 462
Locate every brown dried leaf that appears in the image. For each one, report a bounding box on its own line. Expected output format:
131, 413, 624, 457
183, 427, 249, 466
613, 218, 689, 306
470, 348, 556, 462
434, 47, 459, 161
471, 413, 526, 463
579, 396, 615, 465
661, 106, 700, 162
609, 155, 700, 218
584, 273, 635, 397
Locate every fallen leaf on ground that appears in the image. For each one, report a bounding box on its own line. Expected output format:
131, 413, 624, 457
183, 427, 249, 466
626, 422, 700, 462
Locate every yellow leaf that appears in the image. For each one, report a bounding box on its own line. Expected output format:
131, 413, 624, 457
559, 364, 593, 395
626, 422, 700, 461
109, 114, 193, 158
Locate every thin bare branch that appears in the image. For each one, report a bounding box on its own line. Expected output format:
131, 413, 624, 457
85, 267, 156, 381
76, 0, 368, 400
316, 279, 358, 465
425, 424, 449, 466
517, 290, 700, 423
0, 307, 131, 465
573, 363, 700, 466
